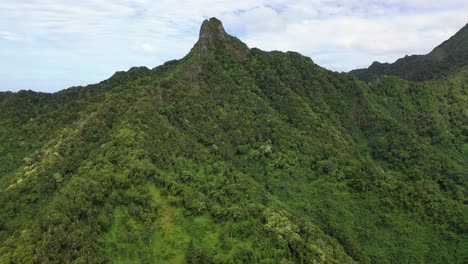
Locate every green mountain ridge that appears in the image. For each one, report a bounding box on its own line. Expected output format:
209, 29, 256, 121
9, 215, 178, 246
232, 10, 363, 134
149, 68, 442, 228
0, 17, 467, 263
350, 23, 468, 82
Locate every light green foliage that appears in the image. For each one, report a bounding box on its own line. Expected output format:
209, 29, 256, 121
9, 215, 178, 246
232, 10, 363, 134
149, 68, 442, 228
0, 18, 466, 263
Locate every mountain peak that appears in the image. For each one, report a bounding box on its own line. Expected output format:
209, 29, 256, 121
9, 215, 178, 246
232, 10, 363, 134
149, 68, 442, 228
193, 17, 249, 61
199, 17, 226, 42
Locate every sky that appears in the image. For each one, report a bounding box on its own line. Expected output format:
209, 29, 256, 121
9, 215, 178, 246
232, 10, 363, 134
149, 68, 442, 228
0, 1, 467, 92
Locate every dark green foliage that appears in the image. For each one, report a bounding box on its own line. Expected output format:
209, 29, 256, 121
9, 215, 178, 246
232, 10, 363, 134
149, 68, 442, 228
351, 23, 468, 82
0, 18, 466, 263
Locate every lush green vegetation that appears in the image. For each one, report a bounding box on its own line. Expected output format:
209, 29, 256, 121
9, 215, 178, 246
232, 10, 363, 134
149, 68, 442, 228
0, 18, 466, 263
351, 23, 468, 82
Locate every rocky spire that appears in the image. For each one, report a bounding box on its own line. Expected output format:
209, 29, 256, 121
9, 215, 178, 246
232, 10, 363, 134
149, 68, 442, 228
192, 17, 249, 61
198, 17, 226, 44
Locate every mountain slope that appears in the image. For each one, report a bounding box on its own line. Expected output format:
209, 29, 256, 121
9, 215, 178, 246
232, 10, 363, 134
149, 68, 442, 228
351, 23, 468, 82
0, 18, 467, 263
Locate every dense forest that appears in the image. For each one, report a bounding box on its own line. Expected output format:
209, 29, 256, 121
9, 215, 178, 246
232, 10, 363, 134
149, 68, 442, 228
0, 17, 466, 263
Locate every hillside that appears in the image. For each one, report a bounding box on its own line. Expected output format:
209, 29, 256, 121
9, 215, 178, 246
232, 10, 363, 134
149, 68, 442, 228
351, 23, 468, 82
0, 17, 467, 263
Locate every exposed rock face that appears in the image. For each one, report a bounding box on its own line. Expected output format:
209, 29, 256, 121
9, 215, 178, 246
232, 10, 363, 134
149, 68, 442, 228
199, 17, 226, 43
195, 17, 226, 58
193, 17, 249, 61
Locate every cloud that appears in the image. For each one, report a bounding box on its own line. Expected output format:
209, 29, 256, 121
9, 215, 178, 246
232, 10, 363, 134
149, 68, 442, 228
133, 43, 157, 54
0, 31, 16, 41
141, 43, 155, 53
0, 31, 29, 41
0, 0, 467, 91
234, 6, 467, 70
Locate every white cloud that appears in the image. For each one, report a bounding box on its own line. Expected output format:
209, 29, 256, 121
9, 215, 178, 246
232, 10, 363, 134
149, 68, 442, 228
238, 8, 467, 70
0, 31, 15, 41
0, 0, 467, 91
133, 42, 157, 54
0, 31, 29, 41
141, 43, 155, 53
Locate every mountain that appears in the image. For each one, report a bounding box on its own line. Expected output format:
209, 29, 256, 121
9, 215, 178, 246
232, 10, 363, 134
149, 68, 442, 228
351, 23, 468, 82
0, 18, 467, 263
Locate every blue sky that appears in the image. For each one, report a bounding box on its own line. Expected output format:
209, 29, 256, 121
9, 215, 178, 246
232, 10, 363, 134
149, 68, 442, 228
1, 0, 467, 92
